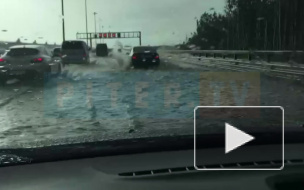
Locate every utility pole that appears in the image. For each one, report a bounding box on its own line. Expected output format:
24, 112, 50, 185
98, 18, 102, 43
102, 26, 104, 43
94, 12, 97, 47
61, 0, 65, 42
85, 0, 89, 47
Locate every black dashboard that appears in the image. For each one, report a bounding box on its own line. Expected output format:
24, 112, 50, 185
0, 131, 304, 190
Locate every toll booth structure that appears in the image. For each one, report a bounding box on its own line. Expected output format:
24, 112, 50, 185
76, 31, 142, 49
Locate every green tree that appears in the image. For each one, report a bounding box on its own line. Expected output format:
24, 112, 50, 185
187, 0, 304, 50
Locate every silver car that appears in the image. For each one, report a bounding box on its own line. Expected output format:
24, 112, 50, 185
0, 45, 62, 84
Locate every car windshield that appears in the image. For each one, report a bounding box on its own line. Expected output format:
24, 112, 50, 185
7, 48, 39, 56
0, 0, 303, 174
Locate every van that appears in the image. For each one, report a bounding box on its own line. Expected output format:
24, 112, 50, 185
61, 41, 90, 65
96, 43, 108, 57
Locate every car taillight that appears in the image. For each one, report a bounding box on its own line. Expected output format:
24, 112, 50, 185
83, 54, 87, 57
33, 58, 43, 63
0, 58, 5, 62
155, 55, 159, 59
132, 55, 137, 60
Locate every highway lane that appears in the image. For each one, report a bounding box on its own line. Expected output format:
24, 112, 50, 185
0, 52, 303, 148
0, 52, 199, 148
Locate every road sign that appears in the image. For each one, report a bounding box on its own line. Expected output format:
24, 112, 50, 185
76, 31, 142, 47
77, 31, 141, 43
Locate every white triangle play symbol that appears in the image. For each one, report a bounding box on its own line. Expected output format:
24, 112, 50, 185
225, 123, 255, 154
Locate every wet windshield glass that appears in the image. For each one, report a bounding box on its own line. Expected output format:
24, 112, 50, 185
0, 0, 303, 167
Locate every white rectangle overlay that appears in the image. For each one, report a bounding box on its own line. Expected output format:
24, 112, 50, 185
194, 106, 284, 171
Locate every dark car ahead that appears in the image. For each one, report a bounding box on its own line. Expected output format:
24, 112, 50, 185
96, 43, 108, 57
61, 41, 90, 65
0, 45, 62, 85
52, 47, 62, 57
129, 46, 160, 68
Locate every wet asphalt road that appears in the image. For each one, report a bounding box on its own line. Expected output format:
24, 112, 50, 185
0, 51, 304, 148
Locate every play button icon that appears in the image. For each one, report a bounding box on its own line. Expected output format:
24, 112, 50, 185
194, 106, 284, 171
225, 123, 255, 154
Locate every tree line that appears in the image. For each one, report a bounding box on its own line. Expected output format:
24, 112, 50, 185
186, 0, 304, 50
15, 38, 57, 46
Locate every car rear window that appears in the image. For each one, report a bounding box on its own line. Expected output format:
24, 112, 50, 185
133, 47, 156, 53
7, 48, 39, 56
53, 48, 61, 53
97, 44, 107, 49
62, 42, 84, 50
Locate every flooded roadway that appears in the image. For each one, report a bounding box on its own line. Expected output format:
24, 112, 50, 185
0, 52, 304, 148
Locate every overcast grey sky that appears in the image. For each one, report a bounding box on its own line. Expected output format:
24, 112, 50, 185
0, 0, 225, 47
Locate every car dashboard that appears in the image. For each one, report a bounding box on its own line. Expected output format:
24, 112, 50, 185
0, 142, 303, 190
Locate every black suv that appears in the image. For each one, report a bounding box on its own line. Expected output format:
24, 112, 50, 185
130, 46, 160, 68
61, 41, 90, 65
96, 43, 108, 57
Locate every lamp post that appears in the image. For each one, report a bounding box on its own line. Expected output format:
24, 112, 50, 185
98, 18, 102, 43
102, 25, 104, 43
85, 0, 89, 47
61, 0, 65, 42
94, 12, 97, 46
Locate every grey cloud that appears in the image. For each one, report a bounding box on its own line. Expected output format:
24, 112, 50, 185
1, 0, 225, 46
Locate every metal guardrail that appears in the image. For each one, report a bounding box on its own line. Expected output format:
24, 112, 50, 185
160, 50, 304, 81
161, 50, 304, 62
161, 50, 304, 53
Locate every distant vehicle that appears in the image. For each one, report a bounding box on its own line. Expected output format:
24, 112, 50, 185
0, 48, 6, 56
52, 47, 62, 57
61, 40, 90, 65
0, 45, 62, 85
129, 46, 160, 68
96, 43, 108, 57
